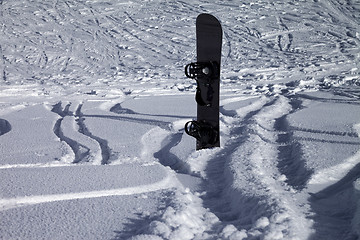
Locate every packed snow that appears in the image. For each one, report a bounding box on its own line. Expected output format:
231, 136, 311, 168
1, 0, 360, 239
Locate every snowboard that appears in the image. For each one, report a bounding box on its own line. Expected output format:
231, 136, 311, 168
185, 13, 222, 150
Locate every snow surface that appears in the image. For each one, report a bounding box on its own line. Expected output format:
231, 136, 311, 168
1, 0, 360, 239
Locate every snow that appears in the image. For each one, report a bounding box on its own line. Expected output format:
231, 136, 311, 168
1, 0, 360, 239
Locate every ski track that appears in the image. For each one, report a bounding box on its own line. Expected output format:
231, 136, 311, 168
76, 104, 111, 165
51, 101, 106, 164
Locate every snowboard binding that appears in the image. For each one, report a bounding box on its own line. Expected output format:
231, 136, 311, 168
185, 120, 219, 148
185, 61, 219, 80
185, 61, 219, 107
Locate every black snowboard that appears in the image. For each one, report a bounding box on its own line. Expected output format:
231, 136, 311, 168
185, 14, 222, 150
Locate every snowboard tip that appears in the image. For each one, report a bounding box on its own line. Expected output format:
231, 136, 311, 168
196, 13, 222, 29
197, 13, 219, 20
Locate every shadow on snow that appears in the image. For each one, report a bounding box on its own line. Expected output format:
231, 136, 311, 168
309, 162, 360, 240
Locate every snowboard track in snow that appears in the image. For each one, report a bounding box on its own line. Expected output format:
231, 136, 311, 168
154, 132, 190, 174
51, 102, 87, 163
75, 104, 111, 165
275, 96, 314, 191
53, 117, 91, 164
51, 101, 110, 164
201, 98, 280, 230
51, 100, 192, 166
